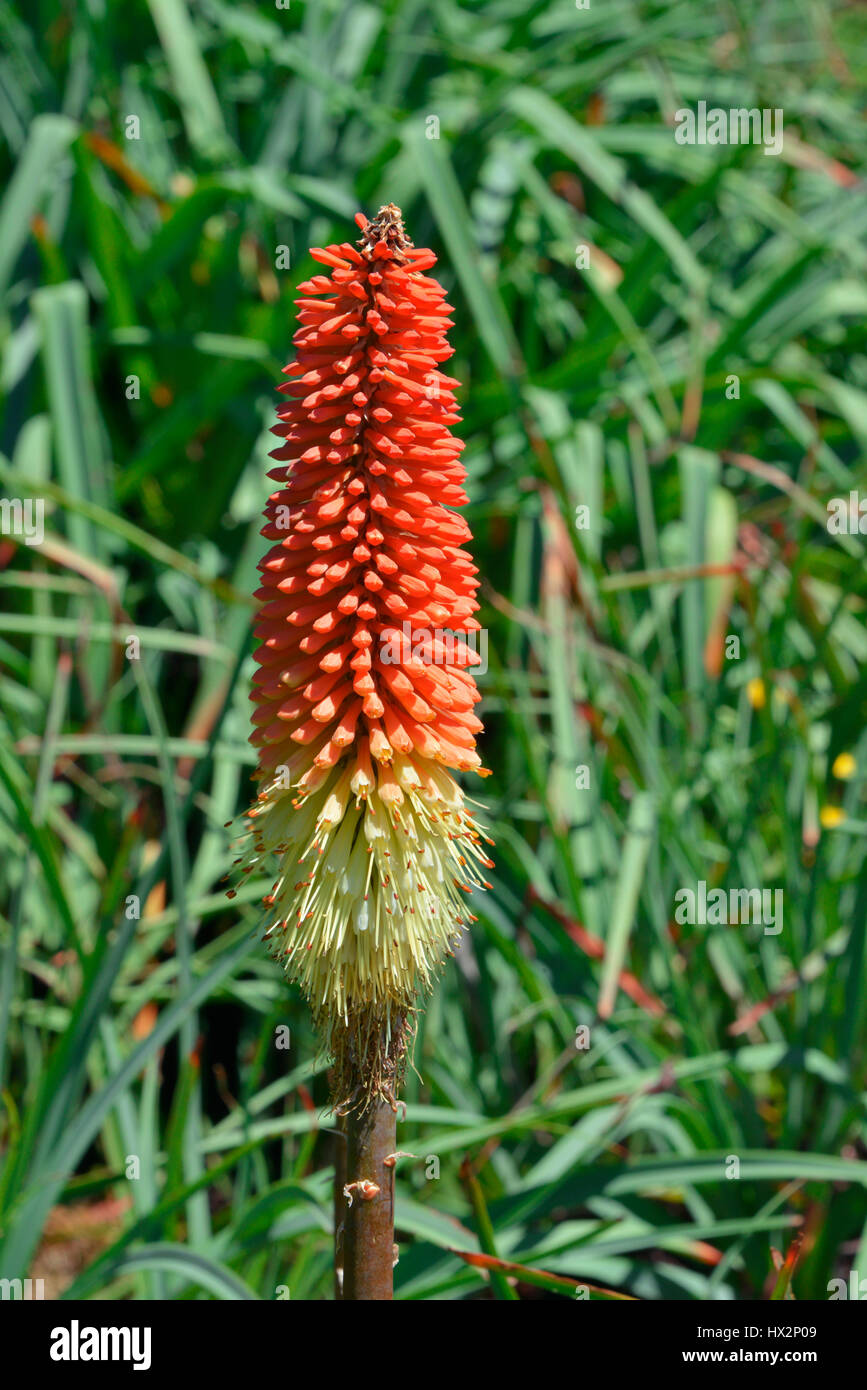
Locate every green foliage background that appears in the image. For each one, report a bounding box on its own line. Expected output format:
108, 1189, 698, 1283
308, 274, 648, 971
1, 0, 866, 1299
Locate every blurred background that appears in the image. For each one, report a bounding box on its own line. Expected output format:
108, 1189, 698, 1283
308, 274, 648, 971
1, 0, 867, 1301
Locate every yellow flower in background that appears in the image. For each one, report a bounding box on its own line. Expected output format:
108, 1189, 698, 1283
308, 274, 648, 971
820, 806, 846, 829
746, 678, 766, 710
832, 752, 856, 780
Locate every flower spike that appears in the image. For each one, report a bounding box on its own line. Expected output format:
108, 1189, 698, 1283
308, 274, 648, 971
240, 205, 493, 1110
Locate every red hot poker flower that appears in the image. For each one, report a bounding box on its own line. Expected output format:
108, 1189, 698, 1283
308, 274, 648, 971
241, 205, 493, 1107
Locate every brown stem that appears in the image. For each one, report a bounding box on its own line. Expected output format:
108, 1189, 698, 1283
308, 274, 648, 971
339, 1099, 396, 1300
333, 1109, 346, 1300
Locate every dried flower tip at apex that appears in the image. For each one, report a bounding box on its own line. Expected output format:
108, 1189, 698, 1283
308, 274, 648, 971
357, 203, 414, 262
